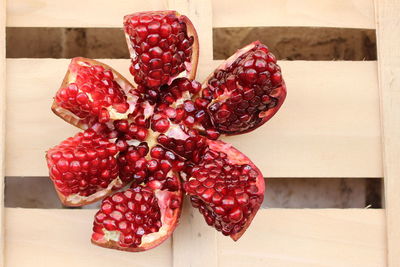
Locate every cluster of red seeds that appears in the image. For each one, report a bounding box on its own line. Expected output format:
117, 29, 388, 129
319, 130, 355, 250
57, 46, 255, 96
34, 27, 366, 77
56, 64, 130, 123
114, 117, 149, 142
157, 78, 219, 139
184, 148, 261, 236
203, 43, 282, 133
117, 143, 183, 191
47, 129, 119, 197
124, 12, 194, 88
93, 186, 163, 248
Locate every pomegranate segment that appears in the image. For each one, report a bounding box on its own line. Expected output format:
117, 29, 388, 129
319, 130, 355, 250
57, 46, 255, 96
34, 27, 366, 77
92, 183, 182, 251
124, 11, 199, 90
46, 129, 123, 206
52, 57, 139, 129
183, 140, 264, 240
202, 41, 287, 134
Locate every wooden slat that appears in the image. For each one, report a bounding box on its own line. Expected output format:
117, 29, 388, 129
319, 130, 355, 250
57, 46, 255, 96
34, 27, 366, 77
374, 0, 400, 266
4, 208, 385, 267
168, 0, 213, 64
213, 0, 375, 29
6, 0, 167, 28
219, 209, 386, 267
5, 208, 172, 267
6, 0, 375, 29
173, 198, 218, 267
167, 1, 218, 267
0, 0, 5, 265
6, 59, 382, 178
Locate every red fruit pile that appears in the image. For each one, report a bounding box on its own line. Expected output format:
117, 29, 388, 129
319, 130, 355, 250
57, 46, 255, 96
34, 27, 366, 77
46, 10, 286, 252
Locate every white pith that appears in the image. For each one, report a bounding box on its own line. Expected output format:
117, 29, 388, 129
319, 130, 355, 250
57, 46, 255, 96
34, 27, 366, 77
66, 177, 123, 205
171, 91, 191, 108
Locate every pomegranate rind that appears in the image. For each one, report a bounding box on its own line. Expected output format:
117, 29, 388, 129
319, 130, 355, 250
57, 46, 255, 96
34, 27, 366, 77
123, 10, 199, 87
52, 57, 138, 130
91, 189, 183, 252
202, 41, 287, 135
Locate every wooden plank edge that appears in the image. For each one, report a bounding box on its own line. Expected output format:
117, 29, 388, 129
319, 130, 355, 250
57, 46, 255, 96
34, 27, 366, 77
1, 0, 5, 265
6, 0, 375, 29
374, 0, 400, 266
167, 1, 217, 267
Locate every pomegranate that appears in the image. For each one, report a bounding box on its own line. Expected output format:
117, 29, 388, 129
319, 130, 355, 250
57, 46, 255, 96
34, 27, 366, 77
182, 140, 264, 240
201, 41, 287, 134
92, 183, 182, 251
52, 58, 141, 129
46, 129, 122, 206
124, 11, 198, 91
45, 10, 288, 252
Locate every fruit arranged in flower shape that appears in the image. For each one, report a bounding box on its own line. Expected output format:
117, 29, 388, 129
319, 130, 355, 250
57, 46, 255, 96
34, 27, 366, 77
46, 10, 286, 252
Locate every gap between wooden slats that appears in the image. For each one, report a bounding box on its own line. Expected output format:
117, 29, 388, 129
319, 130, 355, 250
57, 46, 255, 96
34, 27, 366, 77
6, 0, 375, 29
4, 208, 386, 267
5, 59, 382, 178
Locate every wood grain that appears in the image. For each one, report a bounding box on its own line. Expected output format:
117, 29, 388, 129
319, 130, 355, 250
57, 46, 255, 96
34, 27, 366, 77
218, 209, 386, 267
5, 208, 172, 267
0, 0, 5, 265
4, 208, 385, 267
213, 0, 375, 29
6, 59, 382, 178
6, 0, 166, 27
374, 0, 400, 266
6, 0, 375, 29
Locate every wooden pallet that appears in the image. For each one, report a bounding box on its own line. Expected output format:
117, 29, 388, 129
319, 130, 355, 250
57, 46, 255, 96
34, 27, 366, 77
1, 0, 399, 266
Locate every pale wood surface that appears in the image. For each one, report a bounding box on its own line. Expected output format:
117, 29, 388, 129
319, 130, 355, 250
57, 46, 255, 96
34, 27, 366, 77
172, 198, 218, 267
5, 208, 172, 267
4, 208, 385, 267
213, 0, 375, 29
0, 0, 5, 265
6, 0, 375, 29
218, 209, 386, 267
7, 0, 167, 27
168, 0, 213, 64
6, 59, 382, 178
374, 0, 400, 266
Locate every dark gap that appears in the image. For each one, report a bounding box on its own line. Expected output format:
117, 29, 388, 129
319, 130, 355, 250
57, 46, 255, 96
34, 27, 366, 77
366, 178, 382, 208
6, 27, 376, 60
5, 177, 382, 209
214, 27, 377, 60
